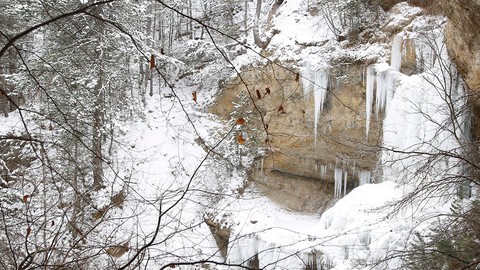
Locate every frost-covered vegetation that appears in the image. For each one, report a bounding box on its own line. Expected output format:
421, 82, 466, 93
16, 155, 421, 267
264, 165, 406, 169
0, 0, 479, 269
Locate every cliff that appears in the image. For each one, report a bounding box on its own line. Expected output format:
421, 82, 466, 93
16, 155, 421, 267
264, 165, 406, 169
442, 0, 480, 137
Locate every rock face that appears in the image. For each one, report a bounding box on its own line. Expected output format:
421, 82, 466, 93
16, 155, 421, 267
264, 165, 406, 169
209, 62, 382, 213
442, 0, 480, 137
208, 1, 443, 213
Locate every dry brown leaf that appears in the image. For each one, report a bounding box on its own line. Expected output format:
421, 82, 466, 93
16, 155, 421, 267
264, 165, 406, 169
192, 91, 197, 103
106, 243, 129, 258
256, 89, 262, 99
237, 134, 245, 145
150, 54, 155, 69
235, 118, 245, 125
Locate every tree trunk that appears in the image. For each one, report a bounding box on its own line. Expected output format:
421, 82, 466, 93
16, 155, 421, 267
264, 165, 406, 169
92, 5, 105, 190
253, 0, 272, 49
244, 0, 248, 39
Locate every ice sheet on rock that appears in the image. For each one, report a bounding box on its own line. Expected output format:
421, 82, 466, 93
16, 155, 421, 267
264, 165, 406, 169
365, 65, 375, 137
390, 33, 403, 71
358, 171, 371, 186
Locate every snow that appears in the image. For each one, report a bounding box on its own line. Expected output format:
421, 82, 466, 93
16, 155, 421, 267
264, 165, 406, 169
0, 1, 472, 270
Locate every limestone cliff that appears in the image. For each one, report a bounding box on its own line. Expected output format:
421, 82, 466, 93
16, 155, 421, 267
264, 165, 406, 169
209, 62, 382, 212
441, 0, 480, 137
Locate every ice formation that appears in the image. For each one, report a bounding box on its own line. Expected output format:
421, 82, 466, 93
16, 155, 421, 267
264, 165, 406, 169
255, 157, 265, 181
334, 161, 350, 199
313, 71, 329, 144
358, 171, 371, 186
364, 33, 404, 137
375, 66, 400, 115
390, 33, 403, 71
318, 164, 327, 180
301, 63, 329, 144
414, 33, 444, 72
365, 66, 375, 136
381, 30, 471, 188
334, 167, 343, 199
301, 63, 313, 101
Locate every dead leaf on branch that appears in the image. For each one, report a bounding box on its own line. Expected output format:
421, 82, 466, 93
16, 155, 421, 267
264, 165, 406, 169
106, 242, 129, 258
235, 118, 245, 125
192, 91, 197, 103
150, 54, 155, 69
237, 134, 245, 145
256, 89, 262, 100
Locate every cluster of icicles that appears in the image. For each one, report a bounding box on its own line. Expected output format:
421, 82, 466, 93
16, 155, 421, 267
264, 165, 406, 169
300, 33, 409, 199
301, 34, 407, 141
333, 162, 371, 199
365, 34, 403, 137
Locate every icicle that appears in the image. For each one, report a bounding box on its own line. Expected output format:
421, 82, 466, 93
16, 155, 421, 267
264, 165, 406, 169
375, 69, 386, 115
375, 65, 400, 115
365, 66, 375, 137
313, 71, 329, 145
343, 165, 348, 197
320, 164, 327, 180
352, 161, 356, 179
260, 157, 265, 180
358, 171, 371, 186
334, 159, 345, 199
334, 167, 343, 199
390, 34, 403, 71
462, 111, 472, 143
301, 62, 313, 101
385, 70, 399, 114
